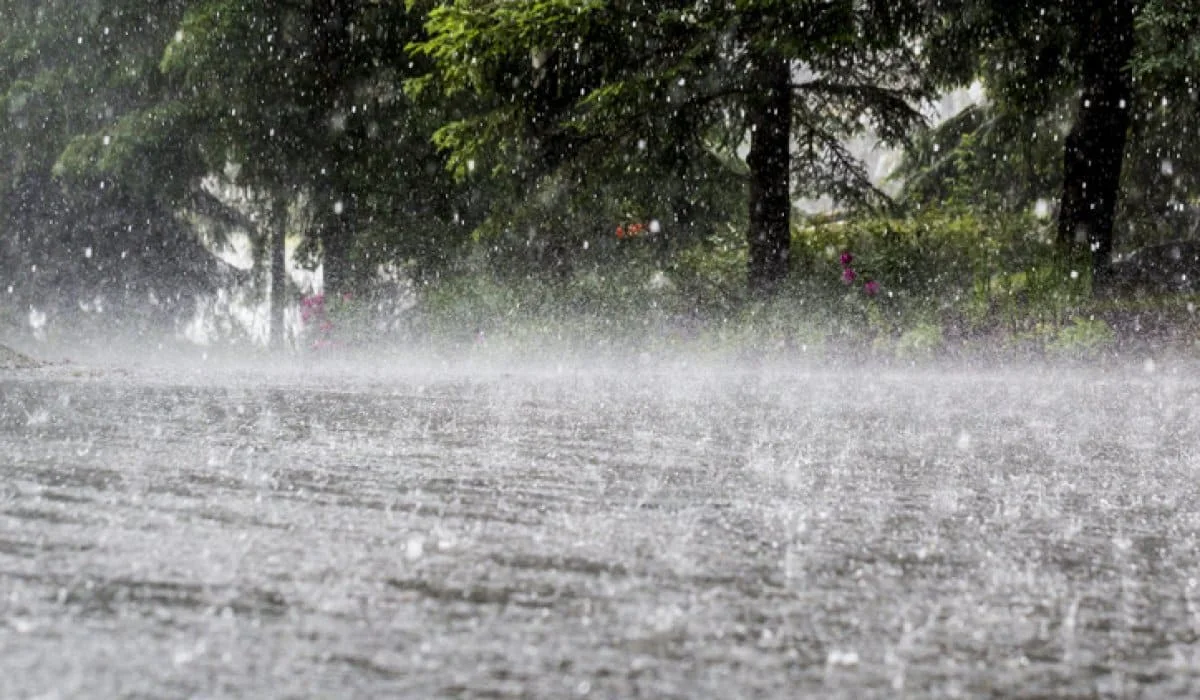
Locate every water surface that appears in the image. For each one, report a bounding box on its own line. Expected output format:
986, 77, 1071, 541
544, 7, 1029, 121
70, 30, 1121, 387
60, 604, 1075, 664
2, 360, 1199, 697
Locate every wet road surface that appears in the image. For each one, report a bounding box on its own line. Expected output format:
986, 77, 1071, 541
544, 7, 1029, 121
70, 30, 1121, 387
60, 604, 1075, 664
3, 360, 1200, 697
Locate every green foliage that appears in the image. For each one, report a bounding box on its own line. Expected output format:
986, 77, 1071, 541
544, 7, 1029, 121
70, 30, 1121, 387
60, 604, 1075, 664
894, 322, 945, 360
409, 0, 934, 283
4, 0, 1200, 353
404, 206, 1108, 359
904, 0, 1200, 255
0, 0, 225, 330
1045, 317, 1116, 358
792, 208, 1077, 326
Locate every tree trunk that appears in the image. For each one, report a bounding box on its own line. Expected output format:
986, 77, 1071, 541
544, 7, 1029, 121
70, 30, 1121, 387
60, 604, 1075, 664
1055, 0, 1137, 295
746, 53, 793, 296
316, 182, 354, 295
310, 0, 358, 296
269, 197, 288, 350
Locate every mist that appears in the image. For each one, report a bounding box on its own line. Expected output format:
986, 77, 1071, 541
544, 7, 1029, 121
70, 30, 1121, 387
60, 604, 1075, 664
7, 0, 1200, 696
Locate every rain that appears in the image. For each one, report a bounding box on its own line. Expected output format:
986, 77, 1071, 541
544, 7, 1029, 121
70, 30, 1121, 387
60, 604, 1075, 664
4, 1, 1200, 698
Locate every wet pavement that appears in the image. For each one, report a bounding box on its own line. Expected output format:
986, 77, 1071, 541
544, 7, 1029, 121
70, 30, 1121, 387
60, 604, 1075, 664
3, 359, 1200, 697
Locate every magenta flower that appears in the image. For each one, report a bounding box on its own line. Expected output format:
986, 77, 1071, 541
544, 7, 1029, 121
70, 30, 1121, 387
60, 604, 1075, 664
842, 267, 857, 284
840, 251, 854, 267
864, 280, 880, 297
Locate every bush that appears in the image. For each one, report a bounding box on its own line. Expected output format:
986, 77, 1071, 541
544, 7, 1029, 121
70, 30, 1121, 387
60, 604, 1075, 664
894, 322, 946, 360
1046, 317, 1116, 358
792, 208, 1088, 338
402, 206, 1194, 360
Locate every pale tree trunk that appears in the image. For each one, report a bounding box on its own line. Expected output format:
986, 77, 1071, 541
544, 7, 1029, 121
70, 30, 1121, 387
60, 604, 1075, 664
269, 197, 288, 350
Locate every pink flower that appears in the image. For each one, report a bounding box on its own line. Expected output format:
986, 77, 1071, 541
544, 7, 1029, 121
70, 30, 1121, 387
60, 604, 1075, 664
839, 251, 854, 267
841, 267, 857, 284
864, 280, 880, 297
300, 294, 327, 323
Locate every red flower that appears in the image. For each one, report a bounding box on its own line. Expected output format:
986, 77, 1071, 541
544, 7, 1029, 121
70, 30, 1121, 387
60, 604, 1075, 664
617, 221, 648, 239
841, 267, 857, 284
864, 280, 880, 297
839, 251, 854, 267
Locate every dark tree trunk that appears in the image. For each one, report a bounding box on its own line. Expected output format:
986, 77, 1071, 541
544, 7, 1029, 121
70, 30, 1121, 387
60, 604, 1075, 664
315, 180, 354, 295
310, 0, 358, 296
269, 197, 288, 350
1055, 0, 1137, 294
746, 53, 793, 296
664, 193, 694, 262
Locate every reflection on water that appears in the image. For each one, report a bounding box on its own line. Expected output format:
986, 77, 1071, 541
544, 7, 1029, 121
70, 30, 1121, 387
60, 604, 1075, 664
2, 361, 1200, 697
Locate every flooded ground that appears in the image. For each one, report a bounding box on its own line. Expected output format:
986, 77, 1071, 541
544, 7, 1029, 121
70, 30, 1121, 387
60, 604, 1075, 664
3, 357, 1200, 698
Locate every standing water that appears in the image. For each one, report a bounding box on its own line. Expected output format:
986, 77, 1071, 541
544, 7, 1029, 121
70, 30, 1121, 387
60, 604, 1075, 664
2, 357, 1199, 697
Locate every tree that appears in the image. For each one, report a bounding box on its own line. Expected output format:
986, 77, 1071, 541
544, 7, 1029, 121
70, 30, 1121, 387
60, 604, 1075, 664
1128, 0, 1200, 245
162, 0, 485, 300
1055, 0, 1137, 289
411, 0, 932, 294
906, 0, 1152, 293
0, 0, 231, 334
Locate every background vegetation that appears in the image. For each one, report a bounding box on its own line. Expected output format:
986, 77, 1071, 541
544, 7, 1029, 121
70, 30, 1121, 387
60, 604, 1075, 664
3, 0, 1200, 358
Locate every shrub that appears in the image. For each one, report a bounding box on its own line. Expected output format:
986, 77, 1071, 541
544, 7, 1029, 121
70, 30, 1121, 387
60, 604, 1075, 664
1046, 317, 1116, 358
